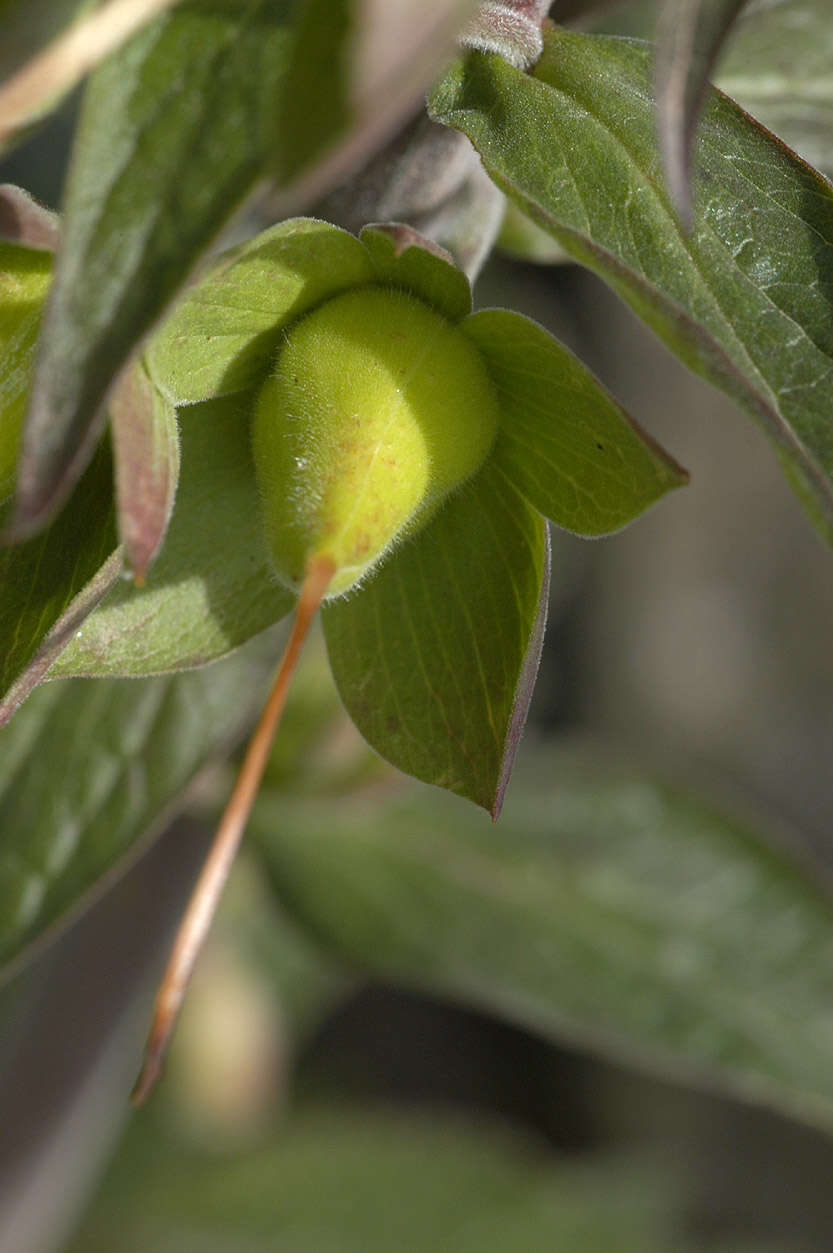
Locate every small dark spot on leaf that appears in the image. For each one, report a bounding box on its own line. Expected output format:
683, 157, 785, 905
596, 442, 604, 451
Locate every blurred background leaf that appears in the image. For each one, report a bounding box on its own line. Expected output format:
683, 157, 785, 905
0, 0, 94, 84
718, 0, 833, 181
655, 0, 748, 218
0, 632, 280, 974
67, 1103, 762, 1253
254, 746, 833, 1136
0, 0, 186, 157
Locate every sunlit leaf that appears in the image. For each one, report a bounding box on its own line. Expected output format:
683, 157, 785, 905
145, 218, 374, 406
429, 28, 833, 543
360, 221, 472, 322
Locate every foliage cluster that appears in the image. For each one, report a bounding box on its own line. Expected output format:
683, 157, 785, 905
1, 1, 833, 1248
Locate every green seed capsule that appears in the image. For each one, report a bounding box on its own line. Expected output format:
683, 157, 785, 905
252, 286, 499, 597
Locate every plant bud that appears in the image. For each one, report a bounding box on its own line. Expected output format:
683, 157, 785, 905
252, 286, 499, 596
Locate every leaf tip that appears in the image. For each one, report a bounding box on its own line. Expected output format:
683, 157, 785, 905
491, 521, 551, 819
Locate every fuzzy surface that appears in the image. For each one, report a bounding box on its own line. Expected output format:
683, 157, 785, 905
252, 286, 499, 595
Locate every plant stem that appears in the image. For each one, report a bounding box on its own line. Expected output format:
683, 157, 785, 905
130, 553, 336, 1105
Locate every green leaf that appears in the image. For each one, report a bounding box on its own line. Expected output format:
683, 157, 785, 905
464, 308, 688, 535
10, 0, 295, 538
655, 0, 748, 218
50, 393, 293, 677
145, 218, 374, 405
322, 458, 549, 816
256, 748, 833, 1134
70, 1106, 680, 1253
0, 441, 119, 723
718, 0, 833, 182
0, 638, 275, 975
360, 222, 473, 322
109, 360, 179, 581
0, 233, 52, 502
275, 0, 351, 181
428, 28, 833, 543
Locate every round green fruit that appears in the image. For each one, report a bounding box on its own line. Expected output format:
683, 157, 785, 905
252, 286, 499, 597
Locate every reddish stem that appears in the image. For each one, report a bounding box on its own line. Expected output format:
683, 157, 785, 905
131, 554, 336, 1105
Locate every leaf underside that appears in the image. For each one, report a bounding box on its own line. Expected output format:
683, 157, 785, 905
429, 27, 833, 543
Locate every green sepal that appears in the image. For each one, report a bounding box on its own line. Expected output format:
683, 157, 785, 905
359, 223, 473, 322
323, 458, 549, 817
51, 393, 294, 678
464, 308, 688, 536
145, 218, 374, 405
110, 359, 180, 581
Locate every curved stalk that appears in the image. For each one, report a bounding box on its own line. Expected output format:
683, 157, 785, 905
131, 554, 335, 1104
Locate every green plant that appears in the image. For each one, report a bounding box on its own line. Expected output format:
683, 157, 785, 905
1, 1, 833, 1249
